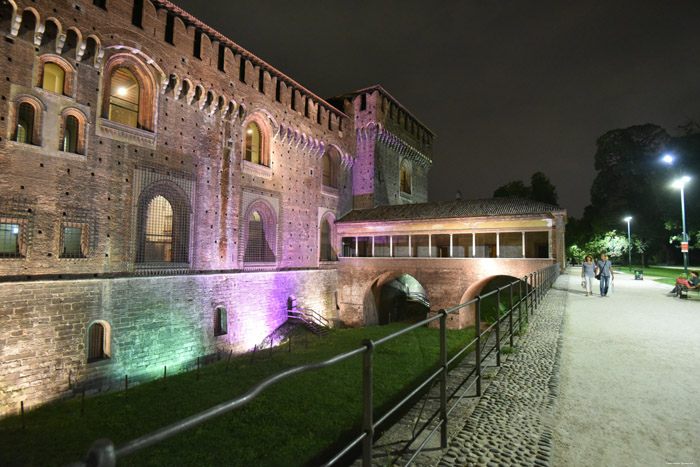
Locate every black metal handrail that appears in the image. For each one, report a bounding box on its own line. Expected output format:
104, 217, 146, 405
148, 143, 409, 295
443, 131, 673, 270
70, 263, 560, 467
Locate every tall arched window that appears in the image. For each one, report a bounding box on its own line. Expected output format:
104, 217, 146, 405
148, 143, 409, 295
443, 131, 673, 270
144, 195, 173, 262
14, 102, 36, 145
62, 115, 79, 153
42, 62, 65, 94
244, 122, 263, 165
319, 218, 336, 261
108, 67, 140, 128
87, 322, 110, 363
322, 151, 339, 189
244, 210, 275, 263
400, 160, 412, 195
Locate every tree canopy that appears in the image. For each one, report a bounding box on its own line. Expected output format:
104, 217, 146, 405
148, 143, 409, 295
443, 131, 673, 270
493, 172, 559, 206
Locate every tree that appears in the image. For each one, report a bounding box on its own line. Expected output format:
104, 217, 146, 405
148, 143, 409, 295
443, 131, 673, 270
493, 172, 559, 206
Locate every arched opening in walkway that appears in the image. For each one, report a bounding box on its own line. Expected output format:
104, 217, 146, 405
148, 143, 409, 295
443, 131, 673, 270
461, 275, 527, 326
371, 274, 430, 325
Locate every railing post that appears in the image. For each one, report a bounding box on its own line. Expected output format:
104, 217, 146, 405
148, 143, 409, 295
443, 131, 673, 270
361, 339, 375, 467
509, 281, 514, 348
496, 288, 501, 367
475, 296, 482, 397
439, 309, 448, 448
518, 278, 524, 333
529, 274, 534, 316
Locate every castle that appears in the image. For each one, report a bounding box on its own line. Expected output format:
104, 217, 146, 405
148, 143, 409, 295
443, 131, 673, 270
0, 0, 565, 416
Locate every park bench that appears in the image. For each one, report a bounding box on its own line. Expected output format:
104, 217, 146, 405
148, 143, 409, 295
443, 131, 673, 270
678, 285, 700, 300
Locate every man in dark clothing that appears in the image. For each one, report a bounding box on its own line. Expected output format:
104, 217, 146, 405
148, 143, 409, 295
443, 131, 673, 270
596, 253, 614, 297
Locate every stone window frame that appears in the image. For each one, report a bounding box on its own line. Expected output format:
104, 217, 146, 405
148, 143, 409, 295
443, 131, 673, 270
10, 95, 44, 146
214, 306, 228, 336
319, 212, 337, 262
59, 221, 90, 259
37, 54, 75, 97
241, 113, 271, 168
322, 149, 341, 190
86, 320, 111, 364
59, 107, 88, 155
399, 158, 412, 196
240, 198, 278, 268
0, 216, 29, 259
100, 53, 157, 132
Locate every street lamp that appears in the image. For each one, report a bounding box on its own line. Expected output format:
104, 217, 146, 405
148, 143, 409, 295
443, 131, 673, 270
662, 154, 674, 165
672, 176, 691, 275
624, 216, 632, 271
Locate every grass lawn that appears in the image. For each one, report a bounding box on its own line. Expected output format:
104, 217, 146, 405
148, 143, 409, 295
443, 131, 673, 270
615, 265, 699, 286
0, 323, 476, 467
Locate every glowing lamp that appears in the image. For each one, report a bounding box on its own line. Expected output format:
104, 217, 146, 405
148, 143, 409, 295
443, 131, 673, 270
662, 154, 674, 164
117, 87, 128, 96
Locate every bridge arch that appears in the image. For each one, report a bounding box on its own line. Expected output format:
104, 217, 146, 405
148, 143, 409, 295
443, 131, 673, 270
363, 272, 430, 326
459, 274, 529, 327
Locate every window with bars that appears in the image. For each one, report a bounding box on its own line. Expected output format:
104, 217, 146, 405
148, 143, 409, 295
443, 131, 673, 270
214, 306, 227, 336
87, 322, 109, 363
0, 222, 21, 258
108, 67, 140, 128
319, 219, 336, 261
244, 210, 275, 263
60, 223, 88, 258
136, 184, 190, 265
62, 115, 79, 153
14, 102, 36, 145
144, 195, 173, 262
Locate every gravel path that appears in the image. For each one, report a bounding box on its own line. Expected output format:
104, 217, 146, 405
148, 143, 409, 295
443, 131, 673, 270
553, 270, 700, 466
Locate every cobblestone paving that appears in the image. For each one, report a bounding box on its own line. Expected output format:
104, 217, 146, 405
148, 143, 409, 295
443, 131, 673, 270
437, 274, 569, 467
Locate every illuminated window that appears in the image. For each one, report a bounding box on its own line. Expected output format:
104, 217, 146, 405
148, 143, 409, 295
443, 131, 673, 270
0, 222, 21, 258
61, 224, 87, 258
244, 210, 275, 263
144, 195, 173, 262
214, 306, 227, 336
322, 151, 339, 189
87, 322, 110, 363
42, 62, 65, 94
319, 218, 336, 261
244, 122, 263, 165
14, 102, 36, 145
108, 67, 140, 128
61, 115, 79, 153
400, 160, 412, 194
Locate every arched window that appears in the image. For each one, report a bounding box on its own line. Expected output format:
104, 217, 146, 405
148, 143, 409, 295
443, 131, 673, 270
108, 67, 140, 128
42, 62, 65, 94
319, 218, 336, 261
14, 102, 37, 145
87, 322, 110, 363
144, 195, 173, 262
61, 115, 79, 153
244, 210, 275, 263
400, 160, 412, 195
214, 306, 227, 336
244, 122, 263, 165
322, 151, 340, 189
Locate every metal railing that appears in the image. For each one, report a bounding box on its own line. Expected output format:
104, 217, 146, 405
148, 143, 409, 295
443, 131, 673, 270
70, 263, 560, 467
288, 306, 330, 335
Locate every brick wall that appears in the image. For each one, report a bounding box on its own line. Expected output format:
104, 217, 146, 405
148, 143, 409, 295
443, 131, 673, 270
0, 269, 337, 416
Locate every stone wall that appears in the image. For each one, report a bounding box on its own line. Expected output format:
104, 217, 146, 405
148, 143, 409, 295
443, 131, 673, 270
0, 269, 338, 417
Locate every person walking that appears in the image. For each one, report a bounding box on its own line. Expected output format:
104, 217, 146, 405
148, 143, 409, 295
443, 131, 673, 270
596, 253, 614, 297
581, 255, 596, 296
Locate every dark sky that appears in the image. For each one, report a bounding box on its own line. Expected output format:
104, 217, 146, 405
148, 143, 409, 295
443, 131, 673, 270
174, 0, 700, 217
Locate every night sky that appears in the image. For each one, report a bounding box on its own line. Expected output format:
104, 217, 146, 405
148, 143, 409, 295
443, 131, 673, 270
174, 0, 700, 217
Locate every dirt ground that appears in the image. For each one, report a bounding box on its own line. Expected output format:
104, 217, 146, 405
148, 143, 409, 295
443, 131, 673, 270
553, 269, 700, 466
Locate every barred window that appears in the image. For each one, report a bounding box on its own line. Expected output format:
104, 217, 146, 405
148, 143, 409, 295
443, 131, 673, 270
62, 115, 79, 153
42, 62, 65, 94
244, 210, 275, 263
144, 195, 173, 262
244, 122, 263, 165
400, 160, 412, 194
214, 306, 227, 336
108, 67, 140, 128
60, 224, 88, 258
15, 102, 36, 145
87, 322, 110, 363
136, 183, 190, 265
0, 222, 21, 258
319, 218, 336, 261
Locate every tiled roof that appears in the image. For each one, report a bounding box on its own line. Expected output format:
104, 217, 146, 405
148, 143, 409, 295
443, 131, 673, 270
338, 197, 564, 223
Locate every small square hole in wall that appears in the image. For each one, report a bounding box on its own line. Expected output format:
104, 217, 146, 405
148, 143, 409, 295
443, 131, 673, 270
310, 169, 314, 176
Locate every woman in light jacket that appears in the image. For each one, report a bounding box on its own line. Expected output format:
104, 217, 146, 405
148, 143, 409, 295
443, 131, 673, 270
581, 255, 596, 296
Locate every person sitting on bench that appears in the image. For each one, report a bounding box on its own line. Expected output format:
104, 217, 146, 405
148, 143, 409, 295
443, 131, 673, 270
670, 270, 700, 295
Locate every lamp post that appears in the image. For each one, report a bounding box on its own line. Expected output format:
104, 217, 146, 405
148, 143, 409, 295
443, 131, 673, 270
624, 217, 632, 271
672, 176, 691, 275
